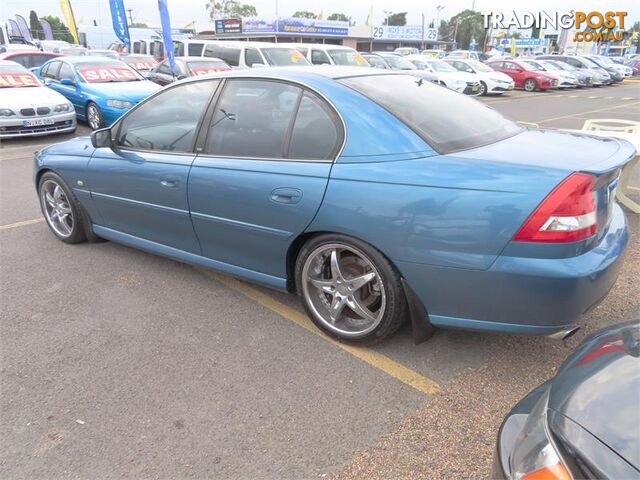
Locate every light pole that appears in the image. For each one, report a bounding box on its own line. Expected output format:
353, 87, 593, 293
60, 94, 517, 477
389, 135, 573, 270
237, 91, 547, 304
435, 5, 445, 41
384, 10, 393, 26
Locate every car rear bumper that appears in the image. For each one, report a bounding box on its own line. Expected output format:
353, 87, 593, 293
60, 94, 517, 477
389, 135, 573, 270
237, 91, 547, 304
0, 112, 76, 138
397, 203, 628, 335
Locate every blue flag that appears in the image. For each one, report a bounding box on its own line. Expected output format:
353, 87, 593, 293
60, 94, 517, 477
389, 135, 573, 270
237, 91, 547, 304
109, 0, 131, 46
158, 0, 176, 74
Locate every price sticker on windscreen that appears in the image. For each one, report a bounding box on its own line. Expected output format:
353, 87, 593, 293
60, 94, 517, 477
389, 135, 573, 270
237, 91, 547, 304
78, 67, 138, 82
0, 73, 40, 87
191, 67, 229, 76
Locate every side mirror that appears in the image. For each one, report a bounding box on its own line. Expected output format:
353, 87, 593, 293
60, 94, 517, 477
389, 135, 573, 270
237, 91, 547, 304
91, 128, 112, 149
60, 78, 75, 86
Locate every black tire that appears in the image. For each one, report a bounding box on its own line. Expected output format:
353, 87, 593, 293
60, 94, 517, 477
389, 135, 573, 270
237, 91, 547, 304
479, 81, 488, 96
86, 101, 104, 130
523, 78, 537, 92
295, 233, 406, 345
38, 171, 87, 244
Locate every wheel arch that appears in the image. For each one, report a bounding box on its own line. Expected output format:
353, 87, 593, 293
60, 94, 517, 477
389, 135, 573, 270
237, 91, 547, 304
285, 229, 435, 344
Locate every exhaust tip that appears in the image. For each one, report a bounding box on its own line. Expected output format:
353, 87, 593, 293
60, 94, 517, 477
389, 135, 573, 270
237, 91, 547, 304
548, 327, 580, 341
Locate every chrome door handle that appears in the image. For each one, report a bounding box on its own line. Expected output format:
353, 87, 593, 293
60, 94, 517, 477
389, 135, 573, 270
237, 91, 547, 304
270, 188, 302, 204
160, 179, 178, 188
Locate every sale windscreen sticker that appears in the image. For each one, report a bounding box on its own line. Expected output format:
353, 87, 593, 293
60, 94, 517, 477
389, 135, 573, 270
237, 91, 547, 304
190, 67, 230, 76
77, 66, 138, 83
0, 73, 40, 88
126, 61, 157, 71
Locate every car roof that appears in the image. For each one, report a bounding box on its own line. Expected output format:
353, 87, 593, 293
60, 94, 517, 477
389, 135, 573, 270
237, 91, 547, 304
59, 56, 126, 65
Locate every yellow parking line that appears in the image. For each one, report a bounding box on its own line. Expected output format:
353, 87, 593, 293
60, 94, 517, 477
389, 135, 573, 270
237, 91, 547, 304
0, 218, 43, 230
206, 271, 441, 396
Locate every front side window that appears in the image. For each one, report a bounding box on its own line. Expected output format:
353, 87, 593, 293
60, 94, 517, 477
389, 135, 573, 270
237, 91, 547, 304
245, 48, 264, 67
117, 80, 218, 152
311, 49, 331, 65
42, 61, 61, 79
173, 41, 185, 57
58, 63, 74, 81
204, 80, 301, 158
188, 43, 204, 56
340, 74, 522, 154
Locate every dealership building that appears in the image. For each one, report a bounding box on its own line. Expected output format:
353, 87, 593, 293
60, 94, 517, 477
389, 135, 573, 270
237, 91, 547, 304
197, 17, 453, 52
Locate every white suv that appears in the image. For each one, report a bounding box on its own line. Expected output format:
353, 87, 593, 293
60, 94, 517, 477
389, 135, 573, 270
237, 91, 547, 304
202, 41, 310, 69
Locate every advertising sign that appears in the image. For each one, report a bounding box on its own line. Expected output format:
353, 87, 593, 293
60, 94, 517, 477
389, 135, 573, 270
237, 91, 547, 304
215, 18, 242, 34
39, 18, 54, 40
0, 73, 40, 88
242, 17, 349, 36
499, 38, 548, 47
191, 67, 231, 75
78, 67, 138, 83
372, 25, 438, 42
109, 0, 131, 46
158, 0, 176, 73
14, 15, 32, 42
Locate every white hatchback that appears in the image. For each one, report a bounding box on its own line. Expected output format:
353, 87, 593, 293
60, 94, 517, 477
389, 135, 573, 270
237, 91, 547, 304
405, 55, 481, 95
444, 58, 515, 95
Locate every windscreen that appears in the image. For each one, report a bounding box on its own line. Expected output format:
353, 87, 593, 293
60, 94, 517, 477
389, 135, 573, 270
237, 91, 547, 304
327, 50, 369, 66
427, 60, 458, 72
469, 61, 493, 72
0, 65, 41, 88
385, 56, 416, 69
522, 60, 545, 71
261, 48, 309, 66
339, 74, 522, 154
76, 61, 143, 82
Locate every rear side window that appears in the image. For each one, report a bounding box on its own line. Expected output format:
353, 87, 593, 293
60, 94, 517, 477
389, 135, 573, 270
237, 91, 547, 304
204, 80, 301, 158
245, 48, 263, 67
42, 61, 61, 78
311, 49, 331, 65
58, 63, 74, 81
340, 74, 521, 154
188, 43, 204, 56
204, 44, 240, 67
289, 92, 341, 160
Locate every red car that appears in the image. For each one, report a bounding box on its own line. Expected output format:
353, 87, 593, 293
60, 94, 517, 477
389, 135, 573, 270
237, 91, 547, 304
627, 59, 640, 76
0, 51, 62, 71
485, 59, 558, 92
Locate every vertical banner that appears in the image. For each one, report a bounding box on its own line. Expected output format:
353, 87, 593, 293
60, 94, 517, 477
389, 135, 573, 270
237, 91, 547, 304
7, 19, 21, 37
15, 15, 33, 41
510, 37, 516, 56
59, 0, 80, 43
157, 0, 176, 73
40, 18, 54, 40
109, 0, 131, 46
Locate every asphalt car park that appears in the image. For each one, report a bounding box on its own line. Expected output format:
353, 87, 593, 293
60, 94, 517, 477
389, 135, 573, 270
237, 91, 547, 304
1, 80, 639, 479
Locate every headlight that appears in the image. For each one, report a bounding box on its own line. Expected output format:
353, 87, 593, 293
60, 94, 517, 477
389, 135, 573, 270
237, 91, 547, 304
53, 103, 72, 112
106, 99, 133, 109
509, 389, 571, 480
0, 108, 16, 117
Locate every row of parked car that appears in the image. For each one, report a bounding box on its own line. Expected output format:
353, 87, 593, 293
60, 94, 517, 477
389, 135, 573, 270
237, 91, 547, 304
0, 40, 636, 139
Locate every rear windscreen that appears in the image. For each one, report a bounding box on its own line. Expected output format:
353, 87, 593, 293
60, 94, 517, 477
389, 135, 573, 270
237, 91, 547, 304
339, 74, 522, 154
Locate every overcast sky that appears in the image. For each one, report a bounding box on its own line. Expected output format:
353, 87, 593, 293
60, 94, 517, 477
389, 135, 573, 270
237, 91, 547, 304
3, 0, 639, 31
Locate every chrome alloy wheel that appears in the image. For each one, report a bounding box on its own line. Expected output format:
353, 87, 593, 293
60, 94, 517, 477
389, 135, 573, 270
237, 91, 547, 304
87, 104, 101, 130
301, 243, 386, 337
40, 180, 74, 237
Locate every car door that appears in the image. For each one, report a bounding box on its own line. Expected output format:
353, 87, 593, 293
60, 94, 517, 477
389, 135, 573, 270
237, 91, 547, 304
151, 60, 173, 85
502, 62, 523, 87
86, 79, 220, 253
188, 79, 343, 279
52, 62, 84, 112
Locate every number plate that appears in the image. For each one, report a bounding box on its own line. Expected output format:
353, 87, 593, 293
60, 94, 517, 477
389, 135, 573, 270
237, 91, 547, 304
508, 84, 514, 90
471, 86, 480, 92
22, 118, 55, 127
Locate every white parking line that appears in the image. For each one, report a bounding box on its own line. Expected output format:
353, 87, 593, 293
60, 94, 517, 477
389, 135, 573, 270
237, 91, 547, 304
0, 218, 43, 230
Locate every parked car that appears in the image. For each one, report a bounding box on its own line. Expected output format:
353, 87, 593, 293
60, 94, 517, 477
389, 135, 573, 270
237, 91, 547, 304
361, 53, 438, 83
540, 59, 593, 87
36, 56, 160, 129
0, 44, 39, 54
119, 54, 158, 78
33, 68, 632, 344
0, 60, 75, 138
585, 55, 632, 80
287, 44, 368, 67
494, 321, 640, 479
394, 47, 420, 56
422, 49, 446, 59
536, 55, 613, 86
522, 59, 579, 88
405, 55, 481, 94
39, 40, 74, 53
86, 49, 120, 60
626, 58, 640, 76
447, 50, 480, 61
202, 41, 311, 69
444, 58, 514, 95
148, 56, 230, 85
486, 59, 559, 91
0, 51, 61, 71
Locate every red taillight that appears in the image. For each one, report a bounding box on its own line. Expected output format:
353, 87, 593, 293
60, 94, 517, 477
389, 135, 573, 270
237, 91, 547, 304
513, 172, 597, 243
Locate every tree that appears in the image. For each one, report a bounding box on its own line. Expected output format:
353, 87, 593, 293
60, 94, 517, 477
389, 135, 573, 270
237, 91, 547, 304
205, 0, 257, 21
41, 15, 74, 42
29, 10, 41, 40
441, 9, 485, 49
383, 12, 407, 26
292, 11, 317, 19
326, 13, 354, 25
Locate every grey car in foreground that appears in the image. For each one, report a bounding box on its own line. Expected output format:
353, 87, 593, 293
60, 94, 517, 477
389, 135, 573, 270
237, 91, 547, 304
494, 321, 640, 479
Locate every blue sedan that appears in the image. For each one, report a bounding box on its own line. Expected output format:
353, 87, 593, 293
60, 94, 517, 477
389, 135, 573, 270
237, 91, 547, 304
36, 56, 160, 130
33, 68, 633, 345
